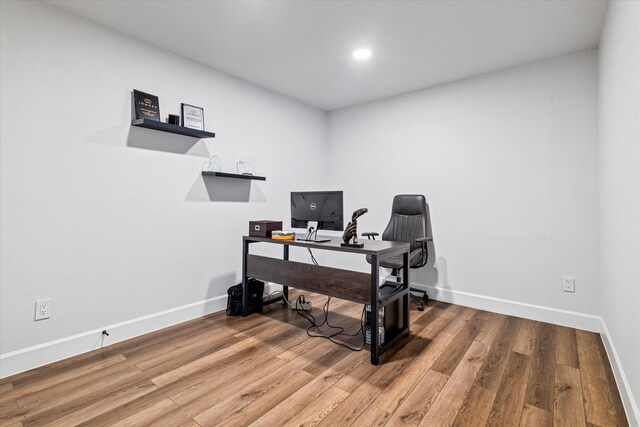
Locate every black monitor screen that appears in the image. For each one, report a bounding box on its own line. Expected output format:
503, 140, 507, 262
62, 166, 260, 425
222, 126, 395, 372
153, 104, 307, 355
291, 191, 344, 231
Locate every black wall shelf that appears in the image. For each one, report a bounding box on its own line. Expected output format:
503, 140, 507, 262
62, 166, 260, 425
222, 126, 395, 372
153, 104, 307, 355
202, 171, 266, 181
131, 118, 216, 139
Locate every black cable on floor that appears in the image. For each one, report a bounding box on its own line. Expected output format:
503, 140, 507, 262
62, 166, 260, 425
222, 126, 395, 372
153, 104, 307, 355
294, 295, 366, 351
292, 248, 366, 351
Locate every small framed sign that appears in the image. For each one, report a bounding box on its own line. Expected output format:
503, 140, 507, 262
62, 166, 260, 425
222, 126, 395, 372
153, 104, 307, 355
133, 89, 160, 121
181, 103, 205, 130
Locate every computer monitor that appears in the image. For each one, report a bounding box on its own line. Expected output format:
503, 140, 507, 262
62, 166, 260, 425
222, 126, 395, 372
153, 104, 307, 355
291, 191, 344, 232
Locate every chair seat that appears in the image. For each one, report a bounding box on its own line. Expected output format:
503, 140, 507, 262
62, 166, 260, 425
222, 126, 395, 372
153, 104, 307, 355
366, 248, 423, 269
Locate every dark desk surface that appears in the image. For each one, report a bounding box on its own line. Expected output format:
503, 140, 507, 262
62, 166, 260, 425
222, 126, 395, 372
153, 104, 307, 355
243, 235, 409, 256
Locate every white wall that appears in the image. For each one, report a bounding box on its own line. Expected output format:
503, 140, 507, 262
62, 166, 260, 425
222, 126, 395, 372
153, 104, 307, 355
0, 0, 622, 390
599, 0, 640, 420
0, 0, 326, 365
326, 51, 601, 323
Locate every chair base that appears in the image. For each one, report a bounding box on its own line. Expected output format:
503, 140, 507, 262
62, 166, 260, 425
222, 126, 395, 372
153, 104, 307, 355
390, 268, 429, 311
410, 288, 428, 311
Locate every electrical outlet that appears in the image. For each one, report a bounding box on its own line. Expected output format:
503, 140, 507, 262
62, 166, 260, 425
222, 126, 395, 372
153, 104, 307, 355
562, 276, 575, 293
35, 298, 52, 320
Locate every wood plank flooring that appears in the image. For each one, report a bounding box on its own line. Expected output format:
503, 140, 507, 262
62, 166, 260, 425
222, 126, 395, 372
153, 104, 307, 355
0, 293, 628, 426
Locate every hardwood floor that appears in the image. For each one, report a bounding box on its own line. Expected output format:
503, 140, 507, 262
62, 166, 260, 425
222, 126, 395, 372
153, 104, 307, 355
0, 293, 628, 427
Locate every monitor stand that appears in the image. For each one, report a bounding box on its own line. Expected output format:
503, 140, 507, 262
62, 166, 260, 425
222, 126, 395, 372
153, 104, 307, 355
297, 237, 331, 243
296, 222, 331, 243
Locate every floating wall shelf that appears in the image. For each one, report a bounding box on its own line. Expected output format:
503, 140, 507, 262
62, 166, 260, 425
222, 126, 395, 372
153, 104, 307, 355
202, 171, 266, 181
131, 118, 216, 139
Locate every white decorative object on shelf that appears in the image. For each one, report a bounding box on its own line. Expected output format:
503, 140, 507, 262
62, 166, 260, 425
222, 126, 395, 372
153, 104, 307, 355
236, 160, 256, 175
202, 155, 223, 172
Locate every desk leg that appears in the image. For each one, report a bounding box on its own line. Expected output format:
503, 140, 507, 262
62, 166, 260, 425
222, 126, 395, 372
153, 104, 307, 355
403, 250, 410, 332
283, 245, 289, 302
242, 239, 249, 317
370, 254, 380, 365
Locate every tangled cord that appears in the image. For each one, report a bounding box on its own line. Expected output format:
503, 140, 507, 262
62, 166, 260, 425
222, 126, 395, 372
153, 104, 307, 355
294, 295, 366, 351
266, 248, 367, 351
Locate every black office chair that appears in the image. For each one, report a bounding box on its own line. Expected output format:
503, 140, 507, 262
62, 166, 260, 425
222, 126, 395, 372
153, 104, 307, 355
363, 194, 432, 311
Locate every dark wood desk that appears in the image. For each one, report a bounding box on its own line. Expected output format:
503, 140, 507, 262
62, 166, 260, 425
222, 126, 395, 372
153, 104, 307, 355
241, 235, 411, 365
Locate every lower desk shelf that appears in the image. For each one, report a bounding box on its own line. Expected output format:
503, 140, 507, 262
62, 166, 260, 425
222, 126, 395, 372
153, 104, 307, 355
379, 281, 409, 305
380, 327, 410, 354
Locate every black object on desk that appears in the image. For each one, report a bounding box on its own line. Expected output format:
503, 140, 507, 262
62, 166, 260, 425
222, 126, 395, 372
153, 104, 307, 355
249, 220, 282, 238
341, 208, 368, 248
241, 235, 410, 365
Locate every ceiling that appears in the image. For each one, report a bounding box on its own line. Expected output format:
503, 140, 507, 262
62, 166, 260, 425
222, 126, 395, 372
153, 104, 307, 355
46, 0, 608, 111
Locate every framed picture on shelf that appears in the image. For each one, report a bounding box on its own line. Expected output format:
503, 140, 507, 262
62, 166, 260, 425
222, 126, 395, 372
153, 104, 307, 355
133, 89, 160, 121
181, 103, 205, 130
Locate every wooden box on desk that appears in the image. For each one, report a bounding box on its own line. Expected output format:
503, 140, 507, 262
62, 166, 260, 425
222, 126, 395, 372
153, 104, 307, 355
249, 220, 283, 238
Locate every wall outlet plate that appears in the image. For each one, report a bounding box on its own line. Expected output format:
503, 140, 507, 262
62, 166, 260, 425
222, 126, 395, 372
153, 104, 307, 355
562, 276, 575, 293
35, 298, 52, 320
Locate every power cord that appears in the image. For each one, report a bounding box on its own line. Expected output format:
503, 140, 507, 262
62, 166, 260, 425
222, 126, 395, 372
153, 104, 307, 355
264, 290, 291, 307
307, 248, 319, 266
294, 295, 366, 352
304, 226, 318, 241
267, 247, 367, 351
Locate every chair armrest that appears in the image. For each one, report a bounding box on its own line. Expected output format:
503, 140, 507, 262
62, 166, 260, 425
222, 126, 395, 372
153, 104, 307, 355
362, 232, 379, 240
414, 236, 432, 268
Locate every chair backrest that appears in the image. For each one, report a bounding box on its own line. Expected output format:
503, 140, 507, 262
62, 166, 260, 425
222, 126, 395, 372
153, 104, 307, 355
381, 194, 428, 252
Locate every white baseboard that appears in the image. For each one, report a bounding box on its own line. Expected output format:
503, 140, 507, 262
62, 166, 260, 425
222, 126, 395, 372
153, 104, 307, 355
412, 283, 604, 332
0, 295, 227, 379
599, 319, 640, 427
3, 285, 637, 427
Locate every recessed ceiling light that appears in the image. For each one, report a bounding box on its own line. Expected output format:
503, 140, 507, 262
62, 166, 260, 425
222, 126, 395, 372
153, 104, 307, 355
353, 48, 372, 60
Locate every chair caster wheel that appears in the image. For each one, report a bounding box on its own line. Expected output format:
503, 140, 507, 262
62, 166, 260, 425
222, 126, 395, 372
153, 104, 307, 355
417, 304, 424, 311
